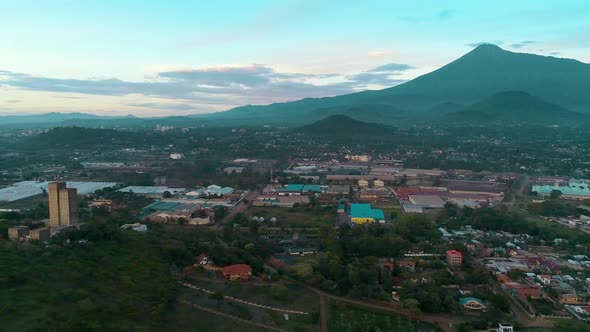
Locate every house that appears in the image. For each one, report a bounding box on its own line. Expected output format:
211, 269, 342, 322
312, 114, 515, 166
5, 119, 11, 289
559, 293, 582, 304
195, 253, 212, 266
288, 247, 317, 256
349, 203, 386, 223
358, 179, 369, 187
446, 250, 463, 266
459, 297, 486, 310
397, 260, 417, 272
337, 204, 346, 214
496, 274, 512, 284
373, 180, 385, 187
515, 285, 541, 298
538, 274, 551, 286
220, 264, 253, 280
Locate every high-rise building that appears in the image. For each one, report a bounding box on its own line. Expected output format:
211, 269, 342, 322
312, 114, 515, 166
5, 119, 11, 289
48, 182, 79, 227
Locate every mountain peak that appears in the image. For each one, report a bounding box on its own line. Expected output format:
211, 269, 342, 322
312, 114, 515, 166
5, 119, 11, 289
468, 43, 505, 56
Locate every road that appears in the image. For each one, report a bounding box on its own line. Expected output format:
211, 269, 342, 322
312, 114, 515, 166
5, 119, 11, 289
179, 299, 289, 332
222, 189, 259, 223
319, 294, 328, 332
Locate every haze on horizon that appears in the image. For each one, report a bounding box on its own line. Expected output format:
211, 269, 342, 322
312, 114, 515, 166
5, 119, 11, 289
1, 0, 589, 117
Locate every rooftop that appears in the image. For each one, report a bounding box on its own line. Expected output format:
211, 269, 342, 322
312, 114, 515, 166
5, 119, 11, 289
350, 203, 385, 220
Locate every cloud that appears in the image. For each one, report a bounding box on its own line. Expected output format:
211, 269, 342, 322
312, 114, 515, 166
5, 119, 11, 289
123, 101, 196, 111
467, 41, 504, 48
399, 10, 452, 23
5, 99, 22, 103
368, 63, 415, 73
550, 52, 561, 56
0, 60, 412, 114
158, 65, 273, 87
347, 72, 407, 86
510, 40, 535, 49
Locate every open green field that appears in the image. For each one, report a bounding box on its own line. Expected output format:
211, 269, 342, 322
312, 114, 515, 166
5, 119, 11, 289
327, 299, 441, 332
246, 205, 336, 228
180, 278, 319, 331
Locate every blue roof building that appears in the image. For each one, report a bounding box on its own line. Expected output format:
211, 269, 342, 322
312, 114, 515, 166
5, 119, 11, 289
349, 203, 386, 224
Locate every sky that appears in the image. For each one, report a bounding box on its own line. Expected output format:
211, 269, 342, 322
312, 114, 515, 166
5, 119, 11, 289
1, 0, 589, 117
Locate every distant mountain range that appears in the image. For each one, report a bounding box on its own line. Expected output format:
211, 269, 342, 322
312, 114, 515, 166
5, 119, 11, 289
0, 112, 136, 125
3, 44, 589, 128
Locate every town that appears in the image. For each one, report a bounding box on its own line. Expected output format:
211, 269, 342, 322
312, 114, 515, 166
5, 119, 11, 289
2, 123, 590, 332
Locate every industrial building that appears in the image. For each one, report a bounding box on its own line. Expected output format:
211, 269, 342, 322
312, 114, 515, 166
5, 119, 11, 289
349, 203, 386, 224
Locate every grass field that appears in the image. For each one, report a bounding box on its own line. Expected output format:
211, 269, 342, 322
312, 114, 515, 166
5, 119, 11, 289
246, 205, 336, 228
179, 278, 320, 331
327, 299, 440, 332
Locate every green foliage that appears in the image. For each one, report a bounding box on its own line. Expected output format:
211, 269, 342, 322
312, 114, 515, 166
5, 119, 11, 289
0, 223, 176, 331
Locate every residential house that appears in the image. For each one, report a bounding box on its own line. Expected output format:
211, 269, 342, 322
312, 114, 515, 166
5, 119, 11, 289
446, 250, 463, 267
220, 264, 253, 280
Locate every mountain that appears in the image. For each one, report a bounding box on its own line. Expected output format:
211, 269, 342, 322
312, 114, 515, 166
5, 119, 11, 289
205, 44, 590, 124
444, 91, 585, 123
24, 127, 141, 148
294, 115, 394, 137
0, 112, 136, 125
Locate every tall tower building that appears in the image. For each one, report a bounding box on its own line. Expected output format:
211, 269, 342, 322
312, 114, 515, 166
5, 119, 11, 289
48, 182, 79, 227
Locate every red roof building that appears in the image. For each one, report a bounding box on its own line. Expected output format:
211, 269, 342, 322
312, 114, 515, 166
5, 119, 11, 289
446, 250, 463, 266
220, 264, 253, 280
195, 253, 212, 265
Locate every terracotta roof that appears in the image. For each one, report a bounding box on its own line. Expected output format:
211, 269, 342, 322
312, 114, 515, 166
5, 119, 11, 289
446, 250, 463, 257
221, 264, 252, 275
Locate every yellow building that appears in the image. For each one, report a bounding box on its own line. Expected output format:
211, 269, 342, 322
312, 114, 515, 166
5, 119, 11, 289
49, 182, 79, 227
559, 293, 582, 304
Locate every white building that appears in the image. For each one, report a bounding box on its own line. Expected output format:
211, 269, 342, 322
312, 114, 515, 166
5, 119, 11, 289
170, 153, 184, 160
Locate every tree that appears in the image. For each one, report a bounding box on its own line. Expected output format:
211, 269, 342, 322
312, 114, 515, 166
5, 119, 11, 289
162, 191, 172, 198
550, 190, 562, 199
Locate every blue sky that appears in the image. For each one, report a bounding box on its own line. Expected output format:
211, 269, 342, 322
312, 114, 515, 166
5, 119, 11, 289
1, 0, 588, 116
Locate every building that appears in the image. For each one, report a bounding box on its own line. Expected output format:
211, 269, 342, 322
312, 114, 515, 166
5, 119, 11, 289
349, 203, 386, 223
169, 153, 184, 160
498, 324, 514, 332
559, 293, 582, 304
30, 227, 51, 242
358, 179, 369, 187
532, 179, 590, 200
220, 264, 252, 280
195, 254, 212, 266
48, 182, 79, 227
8, 226, 29, 240
373, 180, 385, 187
402, 203, 423, 214
223, 167, 245, 174
408, 195, 446, 209
346, 154, 372, 162
446, 250, 463, 266
459, 297, 486, 310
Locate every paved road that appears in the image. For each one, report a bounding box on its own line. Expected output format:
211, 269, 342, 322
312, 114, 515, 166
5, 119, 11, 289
223, 189, 259, 223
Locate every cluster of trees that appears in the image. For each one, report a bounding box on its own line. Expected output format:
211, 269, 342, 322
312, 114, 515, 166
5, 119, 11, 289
1, 221, 176, 331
